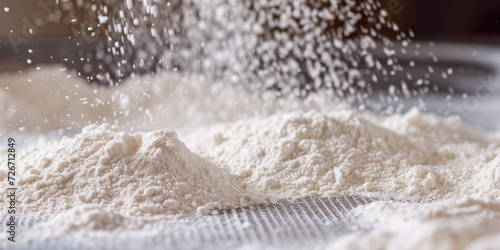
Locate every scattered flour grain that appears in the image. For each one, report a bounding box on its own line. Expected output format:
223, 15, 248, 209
0, 66, 342, 135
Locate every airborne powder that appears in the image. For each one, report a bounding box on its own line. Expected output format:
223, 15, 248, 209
0, 66, 343, 135
1, 68, 500, 249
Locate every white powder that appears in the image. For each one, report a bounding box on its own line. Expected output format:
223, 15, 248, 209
0, 123, 259, 216
1, 68, 500, 248
1, 0, 498, 246
332, 198, 500, 250
31, 204, 144, 233
75, 0, 409, 108
0, 68, 109, 134
0, 66, 342, 135
186, 108, 500, 200
18, 204, 176, 244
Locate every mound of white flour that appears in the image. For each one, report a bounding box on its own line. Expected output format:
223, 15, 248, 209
333, 198, 500, 250
1, 105, 499, 217
0, 124, 259, 216
1, 67, 500, 249
187, 108, 500, 200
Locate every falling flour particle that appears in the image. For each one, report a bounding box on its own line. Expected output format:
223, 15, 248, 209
0, 66, 343, 135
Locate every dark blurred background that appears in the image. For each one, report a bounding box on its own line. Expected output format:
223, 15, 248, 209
1, 0, 500, 43
379, 0, 500, 43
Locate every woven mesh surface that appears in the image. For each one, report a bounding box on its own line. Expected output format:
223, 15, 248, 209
1, 196, 379, 250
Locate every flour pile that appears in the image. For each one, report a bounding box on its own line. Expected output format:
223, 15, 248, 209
332, 198, 500, 250
3, 106, 500, 217
187, 108, 500, 200
0, 123, 258, 216
1, 67, 500, 248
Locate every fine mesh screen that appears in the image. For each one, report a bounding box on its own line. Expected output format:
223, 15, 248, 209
2, 196, 379, 250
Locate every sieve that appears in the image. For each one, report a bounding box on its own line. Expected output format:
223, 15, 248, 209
2, 196, 378, 250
